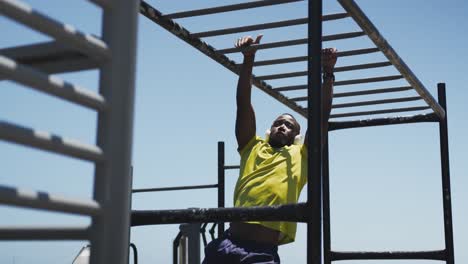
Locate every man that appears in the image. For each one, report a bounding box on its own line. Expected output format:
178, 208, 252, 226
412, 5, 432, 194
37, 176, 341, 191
203, 35, 337, 264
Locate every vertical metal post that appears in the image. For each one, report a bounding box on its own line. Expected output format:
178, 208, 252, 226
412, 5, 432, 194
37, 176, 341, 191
90, 0, 140, 263
217, 141, 225, 236
307, 0, 323, 264
437, 83, 455, 264
180, 223, 201, 264
323, 136, 331, 264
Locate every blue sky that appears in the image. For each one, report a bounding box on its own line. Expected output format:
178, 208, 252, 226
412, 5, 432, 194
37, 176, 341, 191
0, 0, 467, 263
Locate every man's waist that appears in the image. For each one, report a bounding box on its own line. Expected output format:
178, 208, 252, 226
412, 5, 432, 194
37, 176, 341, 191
229, 222, 280, 246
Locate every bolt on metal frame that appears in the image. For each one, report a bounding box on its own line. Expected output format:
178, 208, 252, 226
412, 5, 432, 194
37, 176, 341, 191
0, 0, 139, 264
132, 1, 455, 264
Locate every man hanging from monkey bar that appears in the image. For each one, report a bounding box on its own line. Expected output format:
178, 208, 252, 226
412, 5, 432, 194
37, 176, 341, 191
203, 34, 337, 264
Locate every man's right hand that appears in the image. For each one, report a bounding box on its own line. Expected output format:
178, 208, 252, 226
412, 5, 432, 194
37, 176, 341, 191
235, 35, 263, 57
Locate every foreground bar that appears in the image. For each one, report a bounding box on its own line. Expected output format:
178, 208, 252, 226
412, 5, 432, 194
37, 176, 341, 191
0, 226, 90, 240
0, 0, 110, 61
131, 203, 309, 226
0, 55, 106, 110
328, 113, 438, 131
338, 0, 445, 118
331, 250, 446, 261
0, 185, 101, 216
0, 120, 105, 162
163, 0, 303, 19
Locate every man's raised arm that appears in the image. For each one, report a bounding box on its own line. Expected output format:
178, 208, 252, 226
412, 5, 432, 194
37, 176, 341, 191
235, 35, 263, 150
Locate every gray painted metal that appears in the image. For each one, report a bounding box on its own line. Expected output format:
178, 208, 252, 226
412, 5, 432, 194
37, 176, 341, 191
90, 0, 139, 263
0, 226, 89, 240
329, 106, 431, 118
192, 13, 348, 38
179, 223, 201, 264
87, 0, 110, 9
0, 0, 110, 62
218, 31, 365, 54
0, 55, 106, 110
0, 185, 100, 215
0, 41, 98, 76
0, 120, 105, 162
163, 0, 303, 19
338, 0, 445, 119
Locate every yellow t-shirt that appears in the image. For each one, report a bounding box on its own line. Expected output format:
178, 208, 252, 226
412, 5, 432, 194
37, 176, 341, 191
234, 135, 308, 245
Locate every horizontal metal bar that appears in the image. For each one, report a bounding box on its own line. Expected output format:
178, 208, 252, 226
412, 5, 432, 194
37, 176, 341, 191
328, 113, 439, 131
0, 41, 98, 75
0, 55, 106, 110
132, 184, 218, 193
338, 0, 445, 119
192, 13, 348, 38
218, 31, 365, 54
0, 120, 105, 162
0, 185, 101, 216
332, 96, 422, 108
334, 75, 403, 86
331, 250, 446, 261
329, 106, 431, 118
163, 0, 303, 19
131, 203, 309, 226
249, 47, 379, 67
0, 226, 90, 240
0, 0, 110, 62
274, 84, 308, 92
333, 86, 413, 98
257, 61, 391, 80
224, 165, 240, 170
140, 1, 307, 118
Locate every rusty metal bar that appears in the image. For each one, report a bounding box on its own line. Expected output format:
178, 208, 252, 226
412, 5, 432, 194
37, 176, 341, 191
338, 0, 445, 118
163, 0, 303, 19
248, 47, 379, 67
218, 31, 365, 54
131, 203, 309, 226
192, 13, 348, 38
328, 113, 438, 131
333, 86, 412, 98
329, 106, 430, 118
334, 75, 403, 86
331, 250, 446, 261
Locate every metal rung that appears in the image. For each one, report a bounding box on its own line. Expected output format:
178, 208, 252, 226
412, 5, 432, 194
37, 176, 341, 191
0, 226, 90, 240
224, 165, 240, 170
257, 62, 391, 80
274, 84, 308, 92
332, 96, 422, 108
192, 13, 348, 38
329, 113, 439, 131
0, 0, 110, 61
249, 47, 380, 67
331, 250, 446, 261
0, 41, 98, 75
218, 31, 365, 54
132, 184, 218, 193
334, 86, 413, 98
0, 185, 101, 216
0, 55, 106, 110
334, 75, 403, 86
329, 106, 431, 118
0, 120, 105, 162
163, 0, 303, 19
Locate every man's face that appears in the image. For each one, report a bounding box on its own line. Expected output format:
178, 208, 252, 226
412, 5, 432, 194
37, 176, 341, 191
269, 114, 299, 148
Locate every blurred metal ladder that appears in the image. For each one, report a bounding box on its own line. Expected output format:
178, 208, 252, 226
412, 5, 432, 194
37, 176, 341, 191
0, 0, 140, 263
